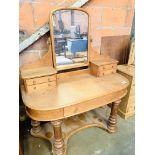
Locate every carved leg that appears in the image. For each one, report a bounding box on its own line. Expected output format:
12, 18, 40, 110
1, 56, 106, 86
107, 100, 121, 133
51, 120, 64, 155
31, 120, 41, 134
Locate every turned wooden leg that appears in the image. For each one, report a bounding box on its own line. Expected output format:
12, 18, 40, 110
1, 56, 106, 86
31, 120, 41, 134
107, 100, 121, 133
51, 120, 64, 155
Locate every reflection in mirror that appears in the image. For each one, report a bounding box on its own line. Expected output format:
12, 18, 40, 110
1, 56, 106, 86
52, 9, 88, 70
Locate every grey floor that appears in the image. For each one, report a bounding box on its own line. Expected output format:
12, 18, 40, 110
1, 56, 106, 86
22, 107, 135, 155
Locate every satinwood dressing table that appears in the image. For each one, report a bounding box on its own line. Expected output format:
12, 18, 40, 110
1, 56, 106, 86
20, 8, 129, 155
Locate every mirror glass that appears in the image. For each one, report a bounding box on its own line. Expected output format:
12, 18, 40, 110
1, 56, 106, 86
51, 9, 89, 70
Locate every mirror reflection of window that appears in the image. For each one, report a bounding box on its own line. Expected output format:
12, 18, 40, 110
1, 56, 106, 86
52, 9, 88, 69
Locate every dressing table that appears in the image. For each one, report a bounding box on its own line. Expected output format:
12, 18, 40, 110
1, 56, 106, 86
20, 8, 129, 155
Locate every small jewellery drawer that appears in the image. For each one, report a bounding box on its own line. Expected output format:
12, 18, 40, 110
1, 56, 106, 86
100, 63, 117, 70
90, 58, 118, 77
25, 75, 56, 86
97, 69, 116, 77
26, 81, 56, 92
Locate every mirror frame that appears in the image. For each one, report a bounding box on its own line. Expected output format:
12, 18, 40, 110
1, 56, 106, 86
49, 7, 90, 71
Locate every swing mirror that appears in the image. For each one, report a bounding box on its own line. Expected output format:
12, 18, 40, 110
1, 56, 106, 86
50, 8, 89, 71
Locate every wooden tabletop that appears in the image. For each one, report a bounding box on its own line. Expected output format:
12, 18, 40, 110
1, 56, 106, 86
20, 66, 57, 79
90, 58, 118, 66
21, 73, 129, 111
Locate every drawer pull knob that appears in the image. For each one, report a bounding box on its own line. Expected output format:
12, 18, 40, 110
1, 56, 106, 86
33, 86, 36, 90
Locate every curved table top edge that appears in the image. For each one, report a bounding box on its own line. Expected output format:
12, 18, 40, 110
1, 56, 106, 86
21, 73, 129, 111
25, 88, 128, 121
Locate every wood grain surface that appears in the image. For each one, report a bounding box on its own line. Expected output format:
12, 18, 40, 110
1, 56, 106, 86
21, 72, 129, 121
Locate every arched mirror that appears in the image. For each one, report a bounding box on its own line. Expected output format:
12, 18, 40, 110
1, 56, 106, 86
50, 8, 89, 71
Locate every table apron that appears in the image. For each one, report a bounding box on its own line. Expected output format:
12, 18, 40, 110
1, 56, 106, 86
25, 88, 127, 121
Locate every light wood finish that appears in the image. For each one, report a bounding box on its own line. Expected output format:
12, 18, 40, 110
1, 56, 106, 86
21, 66, 57, 93
27, 107, 64, 121
90, 57, 118, 77
89, 46, 102, 61
90, 58, 118, 66
128, 39, 135, 65
117, 65, 135, 119
21, 67, 57, 79
21, 71, 129, 155
21, 72, 129, 121
63, 88, 126, 118
30, 108, 110, 155
51, 120, 65, 155
57, 68, 90, 80
19, 7, 130, 155
20, 43, 53, 71
56, 63, 88, 71
49, 7, 90, 71
25, 75, 56, 86
107, 100, 121, 133
117, 65, 134, 76
25, 81, 57, 93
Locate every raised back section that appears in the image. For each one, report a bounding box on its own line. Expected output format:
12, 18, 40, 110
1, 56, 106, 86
20, 41, 54, 71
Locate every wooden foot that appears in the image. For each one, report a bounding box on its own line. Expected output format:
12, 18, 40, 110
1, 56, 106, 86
31, 120, 41, 134
51, 120, 65, 155
107, 100, 121, 133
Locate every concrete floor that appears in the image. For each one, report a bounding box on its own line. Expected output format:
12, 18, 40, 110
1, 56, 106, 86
22, 107, 135, 155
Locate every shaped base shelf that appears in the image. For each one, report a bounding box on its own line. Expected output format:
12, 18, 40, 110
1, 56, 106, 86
30, 108, 110, 155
